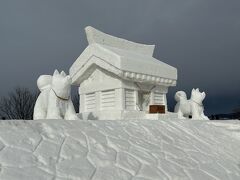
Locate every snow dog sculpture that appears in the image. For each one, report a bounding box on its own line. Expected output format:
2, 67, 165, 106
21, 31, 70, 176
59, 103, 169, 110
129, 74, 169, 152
174, 88, 209, 120
33, 70, 79, 120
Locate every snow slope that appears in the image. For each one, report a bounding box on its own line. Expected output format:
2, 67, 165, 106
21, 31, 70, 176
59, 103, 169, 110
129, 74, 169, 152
0, 119, 239, 180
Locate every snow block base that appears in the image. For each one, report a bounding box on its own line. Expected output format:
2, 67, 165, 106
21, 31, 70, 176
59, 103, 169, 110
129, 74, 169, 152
0, 119, 239, 180
79, 111, 178, 120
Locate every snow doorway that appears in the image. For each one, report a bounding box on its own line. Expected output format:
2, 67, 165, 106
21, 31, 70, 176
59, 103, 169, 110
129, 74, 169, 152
138, 91, 151, 111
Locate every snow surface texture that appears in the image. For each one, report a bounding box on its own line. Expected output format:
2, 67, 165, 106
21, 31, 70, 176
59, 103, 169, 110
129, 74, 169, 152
0, 119, 239, 180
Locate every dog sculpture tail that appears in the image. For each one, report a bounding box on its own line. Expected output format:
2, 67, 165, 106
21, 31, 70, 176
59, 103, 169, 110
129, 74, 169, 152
37, 75, 52, 92
175, 91, 187, 102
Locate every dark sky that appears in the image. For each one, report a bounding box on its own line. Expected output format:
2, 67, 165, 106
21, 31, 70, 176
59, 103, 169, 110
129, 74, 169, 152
0, 0, 240, 115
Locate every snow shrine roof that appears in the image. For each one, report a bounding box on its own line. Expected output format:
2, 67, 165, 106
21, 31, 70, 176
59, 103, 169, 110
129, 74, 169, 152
70, 26, 177, 86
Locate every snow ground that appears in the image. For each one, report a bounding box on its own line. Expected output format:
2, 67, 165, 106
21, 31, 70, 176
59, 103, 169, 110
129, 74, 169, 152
0, 119, 239, 180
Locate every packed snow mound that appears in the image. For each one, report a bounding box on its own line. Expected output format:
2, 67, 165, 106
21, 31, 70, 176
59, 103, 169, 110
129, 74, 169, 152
0, 119, 239, 180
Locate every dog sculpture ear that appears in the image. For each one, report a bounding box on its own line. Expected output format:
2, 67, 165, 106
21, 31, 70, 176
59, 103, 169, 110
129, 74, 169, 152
196, 88, 200, 92
53, 69, 59, 76
61, 71, 66, 77
202, 92, 206, 99
191, 89, 196, 97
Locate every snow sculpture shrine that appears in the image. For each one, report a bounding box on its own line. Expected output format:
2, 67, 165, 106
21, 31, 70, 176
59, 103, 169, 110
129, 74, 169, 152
69, 26, 178, 120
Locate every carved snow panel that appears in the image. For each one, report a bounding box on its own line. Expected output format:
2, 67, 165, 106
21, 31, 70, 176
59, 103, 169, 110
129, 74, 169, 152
153, 92, 165, 105
85, 93, 96, 112
125, 89, 136, 110
100, 90, 115, 110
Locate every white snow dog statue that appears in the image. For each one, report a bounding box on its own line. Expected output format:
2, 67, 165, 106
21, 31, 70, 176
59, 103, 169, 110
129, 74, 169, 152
33, 70, 79, 120
174, 88, 209, 120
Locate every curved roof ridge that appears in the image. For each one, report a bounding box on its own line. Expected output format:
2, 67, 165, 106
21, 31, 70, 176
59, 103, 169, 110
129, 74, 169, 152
85, 26, 155, 56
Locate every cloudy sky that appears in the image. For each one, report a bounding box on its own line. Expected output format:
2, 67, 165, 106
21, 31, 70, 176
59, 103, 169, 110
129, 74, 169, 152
0, 0, 239, 115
